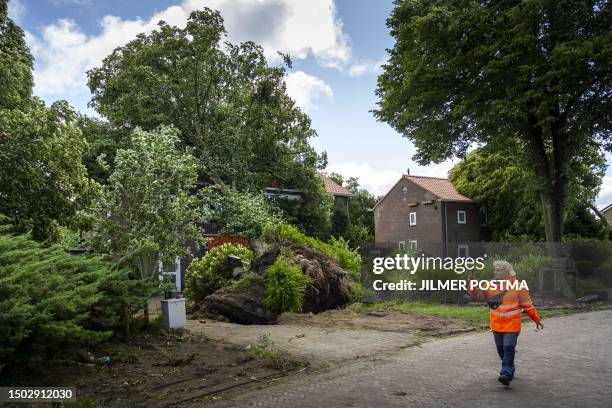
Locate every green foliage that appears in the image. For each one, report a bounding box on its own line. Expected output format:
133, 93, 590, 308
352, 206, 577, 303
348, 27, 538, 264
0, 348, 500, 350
264, 255, 312, 313
184, 243, 254, 303
92, 126, 207, 286
269, 173, 333, 240
375, 0, 611, 241
0, 99, 91, 242
264, 223, 361, 282
87, 9, 326, 192
0, 233, 139, 366
449, 145, 606, 240
231, 272, 265, 289
0, 1, 33, 109
330, 206, 349, 238
212, 189, 283, 239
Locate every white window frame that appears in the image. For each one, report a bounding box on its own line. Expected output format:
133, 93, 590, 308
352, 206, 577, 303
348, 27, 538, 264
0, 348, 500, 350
398, 241, 406, 251
408, 240, 418, 252
409, 212, 417, 226
457, 244, 469, 258
457, 210, 466, 224
159, 256, 181, 292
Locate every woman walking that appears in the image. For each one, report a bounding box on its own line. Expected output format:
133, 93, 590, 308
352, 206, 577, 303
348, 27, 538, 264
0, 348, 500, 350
468, 260, 544, 386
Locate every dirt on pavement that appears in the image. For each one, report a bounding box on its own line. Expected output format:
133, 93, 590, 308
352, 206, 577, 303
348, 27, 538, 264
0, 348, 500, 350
1, 332, 301, 407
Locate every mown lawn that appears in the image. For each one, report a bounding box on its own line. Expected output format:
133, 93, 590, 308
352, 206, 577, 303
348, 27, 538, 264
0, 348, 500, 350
349, 301, 610, 327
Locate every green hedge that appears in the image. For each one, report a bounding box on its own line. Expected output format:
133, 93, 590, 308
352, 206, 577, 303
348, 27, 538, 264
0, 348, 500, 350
184, 243, 254, 303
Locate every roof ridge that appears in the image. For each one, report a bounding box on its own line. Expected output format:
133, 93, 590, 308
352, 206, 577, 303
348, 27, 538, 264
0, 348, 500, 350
403, 174, 449, 180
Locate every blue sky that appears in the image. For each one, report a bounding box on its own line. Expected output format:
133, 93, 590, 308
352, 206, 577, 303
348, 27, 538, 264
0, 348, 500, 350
9, 0, 612, 207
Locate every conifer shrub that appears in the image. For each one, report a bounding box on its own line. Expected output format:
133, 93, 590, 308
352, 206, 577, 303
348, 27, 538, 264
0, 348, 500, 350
0, 233, 138, 367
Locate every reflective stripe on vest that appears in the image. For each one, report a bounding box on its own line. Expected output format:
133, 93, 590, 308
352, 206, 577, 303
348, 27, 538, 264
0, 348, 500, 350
491, 308, 522, 317
497, 303, 519, 310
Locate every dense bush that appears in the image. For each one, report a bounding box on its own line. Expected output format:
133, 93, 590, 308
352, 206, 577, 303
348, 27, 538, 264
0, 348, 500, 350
263, 223, 361, 282
0, 233, 137, 367
264, 256, 312, 312
184, 243, 254, 303
216, 190, 284, 240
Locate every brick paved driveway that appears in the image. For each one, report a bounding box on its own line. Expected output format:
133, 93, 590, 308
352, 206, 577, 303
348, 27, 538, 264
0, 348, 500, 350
211, 309, 612, 408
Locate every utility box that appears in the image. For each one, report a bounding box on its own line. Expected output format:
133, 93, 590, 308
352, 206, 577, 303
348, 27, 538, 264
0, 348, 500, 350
161, 298, 187, 329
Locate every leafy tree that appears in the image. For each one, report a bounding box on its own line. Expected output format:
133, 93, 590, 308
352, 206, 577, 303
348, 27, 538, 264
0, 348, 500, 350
0, 99, 91, 242
331, 206, 349, 238
0, 0, 32, 109
87, 9, 326, 192
375, 0, 611, 241
92, 125, 208, 321
449, 144, 606, 240
208, 189, 283, 240
78, 115, 130, 185
345, 177, 376, 239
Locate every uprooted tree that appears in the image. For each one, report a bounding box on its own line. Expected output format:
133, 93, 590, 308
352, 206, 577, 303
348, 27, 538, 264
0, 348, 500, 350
375, 0, 611, 242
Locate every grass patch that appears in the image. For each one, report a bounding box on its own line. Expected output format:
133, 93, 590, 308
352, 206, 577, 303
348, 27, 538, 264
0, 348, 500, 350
349, 301, 612, 327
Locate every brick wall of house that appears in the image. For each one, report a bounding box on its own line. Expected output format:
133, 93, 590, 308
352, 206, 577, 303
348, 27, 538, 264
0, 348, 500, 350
374, 178, 443, 246
605, 209, 612, 224
444, 201, 481, 242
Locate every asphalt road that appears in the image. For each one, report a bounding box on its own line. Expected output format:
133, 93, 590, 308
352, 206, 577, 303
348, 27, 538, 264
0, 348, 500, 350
211, 309, 612, 408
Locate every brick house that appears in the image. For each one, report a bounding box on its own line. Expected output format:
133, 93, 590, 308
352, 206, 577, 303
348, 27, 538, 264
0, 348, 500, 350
373, 175, 480, 257
603, 203, 612, 224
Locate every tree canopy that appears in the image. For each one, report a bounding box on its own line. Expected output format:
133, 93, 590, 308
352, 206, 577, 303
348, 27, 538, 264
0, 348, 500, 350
375, 0, 611, 241
449, 143, 606, 240
87, 9, 326, 191
0, 0, 33, 109
0, 99, 90, 242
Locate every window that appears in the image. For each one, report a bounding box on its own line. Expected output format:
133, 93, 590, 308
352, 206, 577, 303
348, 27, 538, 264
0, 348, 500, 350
457, 210, 466, 224
457, 244, 469, 258
409, 212, 417, 226
159, 256, 181, 291
398, 241, 406, 251
408, 240, 418, 252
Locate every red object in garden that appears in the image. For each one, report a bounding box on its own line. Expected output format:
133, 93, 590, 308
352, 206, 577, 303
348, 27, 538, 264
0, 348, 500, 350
207, 236, 250, 249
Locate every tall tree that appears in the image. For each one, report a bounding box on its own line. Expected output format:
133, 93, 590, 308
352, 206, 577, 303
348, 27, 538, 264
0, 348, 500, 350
0, 0, 33, 109
87, 9, 326, 191
375, 0, 611, 241
0, 99, 90, 242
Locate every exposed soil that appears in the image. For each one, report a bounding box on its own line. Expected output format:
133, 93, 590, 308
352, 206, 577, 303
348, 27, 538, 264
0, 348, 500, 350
278, 308, 472, 335
1, 332, 301, 407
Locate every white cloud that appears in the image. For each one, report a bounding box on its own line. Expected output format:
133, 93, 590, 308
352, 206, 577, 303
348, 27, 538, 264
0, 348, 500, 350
596, 175, 612, 209
326, 160, 459, 197
26, 0, 350, 104
285, 71, 332, 112
8, 0, 25, 23
348, 58, 385, 77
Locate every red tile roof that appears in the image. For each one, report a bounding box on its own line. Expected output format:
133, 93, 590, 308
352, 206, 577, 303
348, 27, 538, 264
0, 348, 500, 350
317, 173, 352, 196
374, 174, 473, 208
403, 175, 473, 202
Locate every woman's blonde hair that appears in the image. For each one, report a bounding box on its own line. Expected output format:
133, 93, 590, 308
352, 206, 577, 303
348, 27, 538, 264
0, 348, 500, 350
493, 260, 516, 276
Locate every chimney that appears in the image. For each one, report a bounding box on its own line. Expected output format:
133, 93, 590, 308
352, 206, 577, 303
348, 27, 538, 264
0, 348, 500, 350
406, 168, 410, 175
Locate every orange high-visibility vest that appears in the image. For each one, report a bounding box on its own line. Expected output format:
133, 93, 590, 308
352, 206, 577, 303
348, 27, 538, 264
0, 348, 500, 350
468, 276, 541, 333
